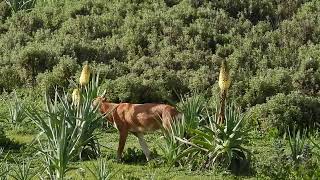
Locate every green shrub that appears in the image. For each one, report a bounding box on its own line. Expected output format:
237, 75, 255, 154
293, 44, 320, 96
17, 44, 58, 85
59, 15, 115, 40
0, 30, 31, 57
284, 0, 320, 44
6, 10, 43, 33
0, 0, 319, 107
0, 65, 24, 92
241, 68, 293, 107
0, 0, 11, 21
101, 74, 145, 102
261, 138, 319, 179
15, 87, 43, 112
248, 92, 320, 134
37, 56, 78, 96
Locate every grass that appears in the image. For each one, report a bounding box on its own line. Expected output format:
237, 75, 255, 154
2, 114, 320, 179
6, 132, 34, 145
1, 107, 319, 179
2, 127, 277, 179
67, 130, 248, 180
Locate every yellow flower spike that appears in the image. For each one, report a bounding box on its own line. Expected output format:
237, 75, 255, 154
72, 88, 80, 106
218, 59, 231, 91
79, 64, 90, 86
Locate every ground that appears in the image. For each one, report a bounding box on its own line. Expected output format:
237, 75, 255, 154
3, 126, 276, 180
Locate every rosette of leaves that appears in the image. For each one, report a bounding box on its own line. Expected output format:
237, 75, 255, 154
25, 73, 104, 179
175, 104, 251, 170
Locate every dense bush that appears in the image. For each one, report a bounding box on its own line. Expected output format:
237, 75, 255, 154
17, 43, 58, 85
293, 44, 320, 96
37, 56, 78, 96
248, 92, 320, 133
0, 0, 319, 131
0, 0, 10, 22
0, 65, 24, 92
261, 139, 320, 179
240, 68, 293, 108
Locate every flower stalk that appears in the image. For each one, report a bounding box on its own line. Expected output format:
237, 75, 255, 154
218, 59, 231, 125
79, 64, 90, 87
72, 88, 80, 107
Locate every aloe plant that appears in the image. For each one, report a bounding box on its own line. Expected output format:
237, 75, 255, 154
176, 95, 205, 132
0, 163, 9, 180
158, 116, 186, 166
287, 128, 309, 164
25, 92, 85, 179
86, 158, 118, 180
77, 72, 103, 158
9, 159, 38, 180
8, 91, 26, 127
25, 73, 104, 179
175, 104, 250, 169
0, 149, 9, 180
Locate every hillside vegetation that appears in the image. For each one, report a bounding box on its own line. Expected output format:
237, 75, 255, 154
1, 0, 320, 132
0, 0, 320, 179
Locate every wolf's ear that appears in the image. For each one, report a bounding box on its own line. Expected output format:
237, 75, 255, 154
101, 90, 107, 97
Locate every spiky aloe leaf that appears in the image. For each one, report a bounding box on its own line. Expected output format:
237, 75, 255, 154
85, 158, 119, 180
169, 147, 198, 171
188, 128, 213, 142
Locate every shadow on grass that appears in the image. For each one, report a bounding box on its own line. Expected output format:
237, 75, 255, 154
122, 147, 160, 165
229, 156, 256, 177
0, 132, 25, 152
